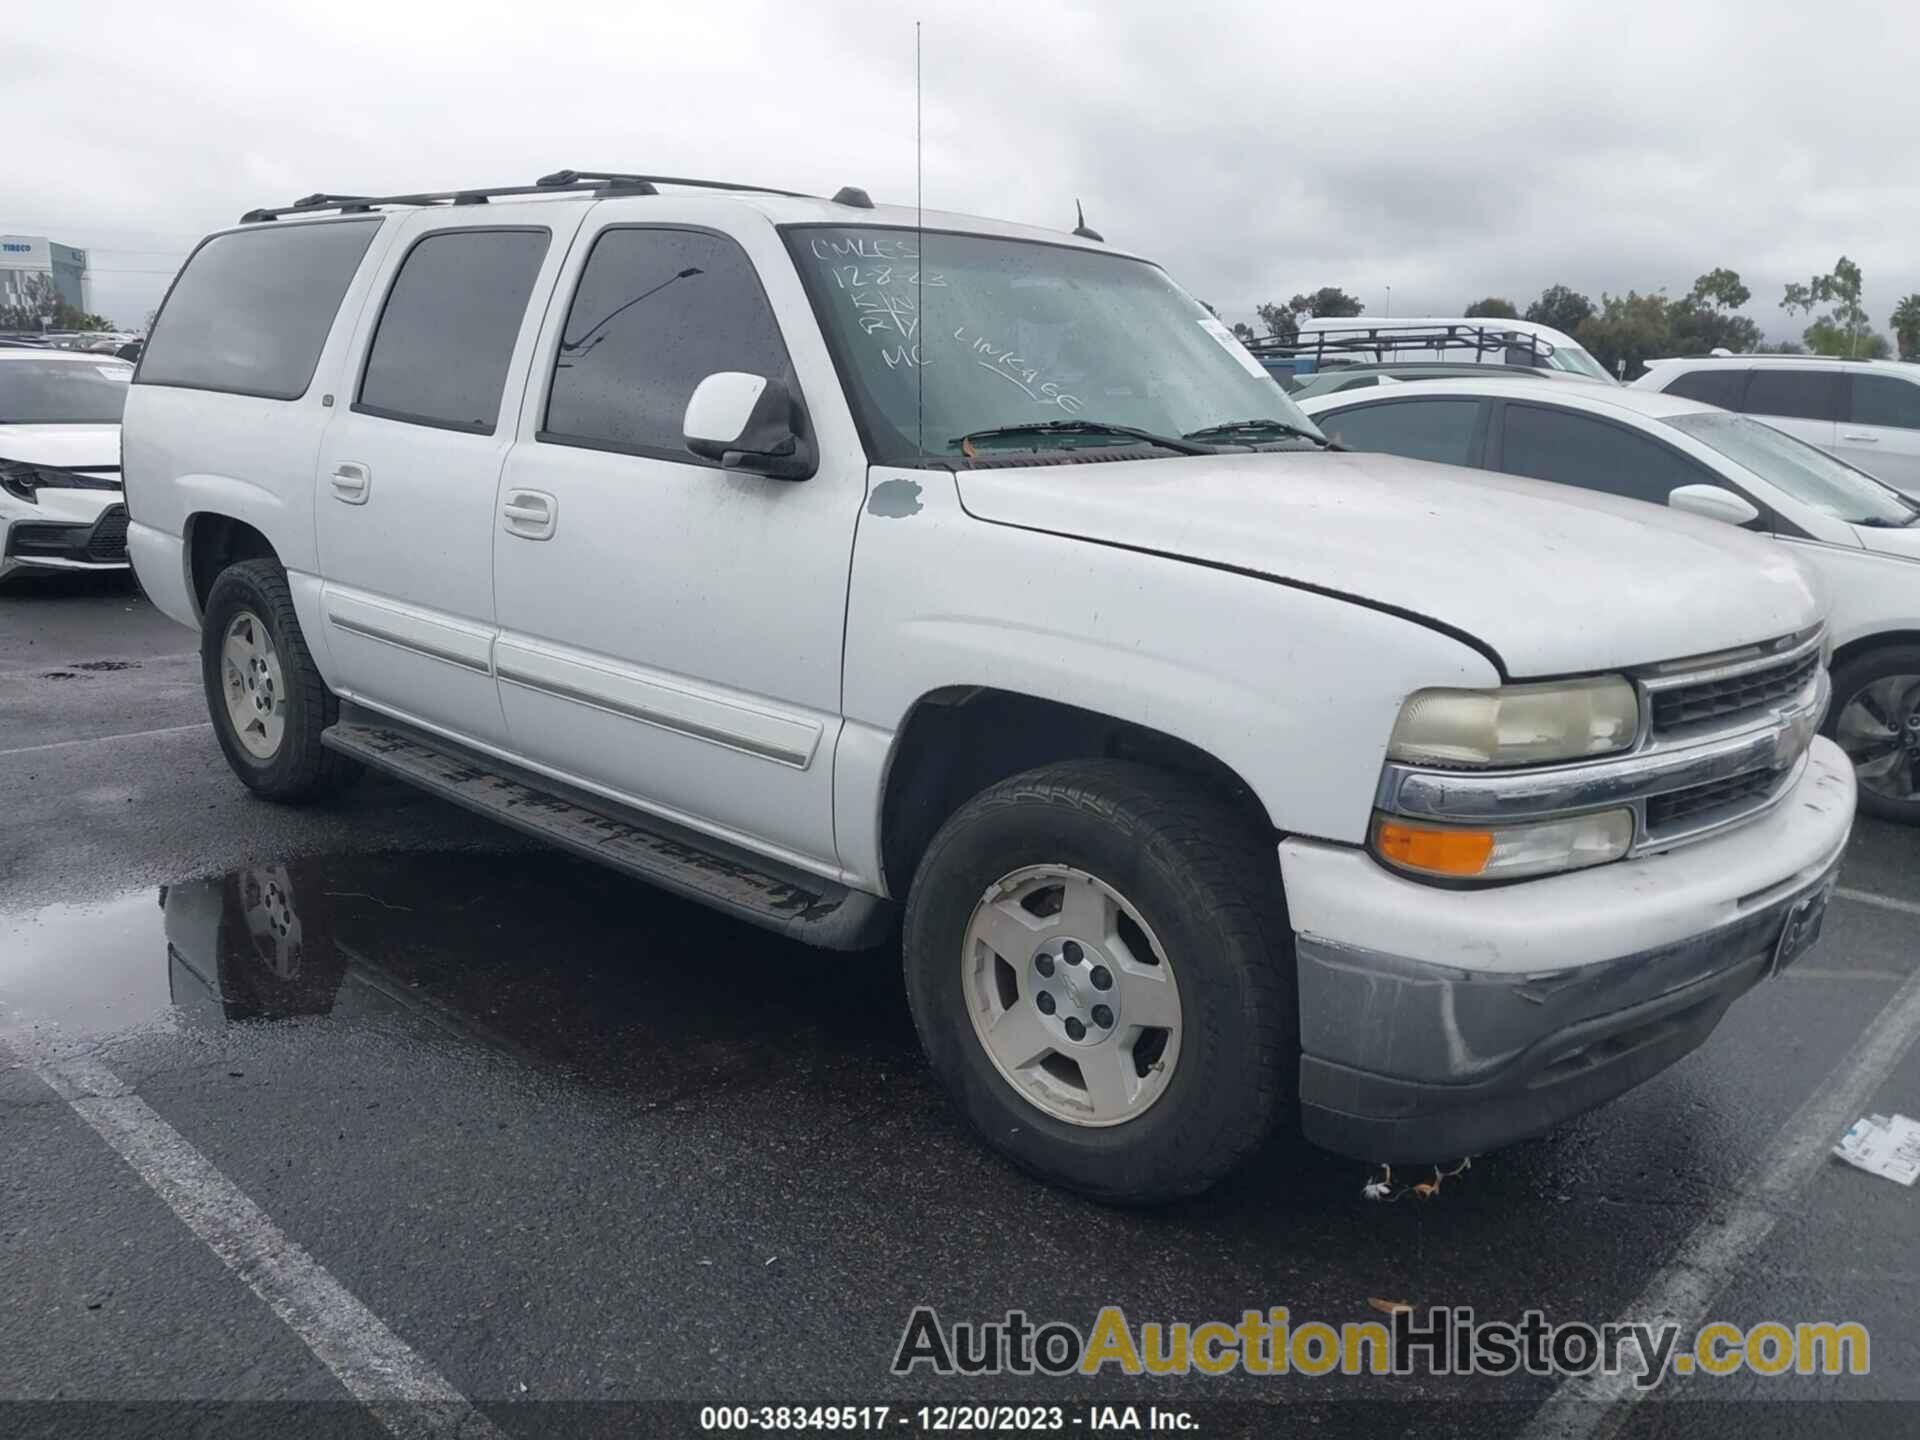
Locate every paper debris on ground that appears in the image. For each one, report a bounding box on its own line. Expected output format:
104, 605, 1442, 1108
1832, 1113, 1920, 1186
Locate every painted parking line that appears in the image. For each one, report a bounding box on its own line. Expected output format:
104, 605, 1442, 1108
0, 721, 211, 759
1834, 886, 1920, 920
1518, 958, 1920, 1440
22, 1045, 502, 1440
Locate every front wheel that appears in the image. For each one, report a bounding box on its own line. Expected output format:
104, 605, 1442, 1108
1826, 644, 1920, 824
903, 760, 1297, 1204
201, 558, 360, 803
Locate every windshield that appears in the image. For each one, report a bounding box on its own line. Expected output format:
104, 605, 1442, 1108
1664, 411, 1919, 527
784, 227, 1323, 463
1549, 344, 1613, 382
0, 358, 133, 424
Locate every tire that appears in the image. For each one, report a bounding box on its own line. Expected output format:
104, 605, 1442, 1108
1824, 644, 1920, 824
903, 759, 1297, 1204
200, 558, 360, 803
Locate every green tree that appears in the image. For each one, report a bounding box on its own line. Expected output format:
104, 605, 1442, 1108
1803, 320, 1891, 359
1891, 294, 1920, 361
1783, 257, 1873, 357
1229, 321, 1257, 343
1575, 291, 1673, 380
1524, 284, 1595, 337
1255, 301, 1298, 341
1668, 267, 1761, 354
1289, 287, 1364, 319
1464, 297, 1519, 319
1754, 340, 1807, 355
0, 272, 113, 332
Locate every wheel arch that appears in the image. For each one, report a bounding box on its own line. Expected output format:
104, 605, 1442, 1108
877, 685, 1280, 901
185, 512, 280, 619
1831, 629, 1920, 676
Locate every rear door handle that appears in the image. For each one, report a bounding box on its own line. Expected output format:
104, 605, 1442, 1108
330, 462, 371, 504
1841, 433, 1881, 443
501, 488, 557, 540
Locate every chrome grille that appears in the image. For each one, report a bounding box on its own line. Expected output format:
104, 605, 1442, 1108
1651, 649, 1820, 733
1644, 768, 1780, 836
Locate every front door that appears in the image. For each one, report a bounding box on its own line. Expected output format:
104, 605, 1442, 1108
313, 209, 581, 747
490, 215, 863, 872
1838, 371, 1920, 498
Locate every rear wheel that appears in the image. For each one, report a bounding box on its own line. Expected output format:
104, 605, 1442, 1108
1826, 645, 1920, 824
201, 558, 360, 802
903, 759, 1296, 1204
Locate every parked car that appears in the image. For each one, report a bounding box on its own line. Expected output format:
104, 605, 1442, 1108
126, 171, 1853, 1201
1636, 355, 1920, 500
0, 349, 134, 582
1301, 378, 1920, 822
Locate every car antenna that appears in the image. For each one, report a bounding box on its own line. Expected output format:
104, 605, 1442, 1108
915, 19, 925, 463
1073, 200, 1104, 243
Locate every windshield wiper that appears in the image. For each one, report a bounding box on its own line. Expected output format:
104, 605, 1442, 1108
1183, 418, 1341, 449
951, 420, 1217, 457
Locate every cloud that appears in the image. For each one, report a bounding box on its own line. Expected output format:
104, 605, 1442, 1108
5, 0, 1919, 336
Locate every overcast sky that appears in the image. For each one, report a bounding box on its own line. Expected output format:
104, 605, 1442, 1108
9, 0, 1920, 340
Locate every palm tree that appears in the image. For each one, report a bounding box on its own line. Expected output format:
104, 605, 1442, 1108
1892, 295, 1920, 362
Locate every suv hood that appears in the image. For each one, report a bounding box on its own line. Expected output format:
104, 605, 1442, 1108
0, 422, 121, 476
954, 450, 1822, 678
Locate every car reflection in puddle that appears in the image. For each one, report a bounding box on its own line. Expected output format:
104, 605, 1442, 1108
4, 852, 917, 1102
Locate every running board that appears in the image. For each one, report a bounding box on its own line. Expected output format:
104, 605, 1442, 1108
321, 716, 893, 950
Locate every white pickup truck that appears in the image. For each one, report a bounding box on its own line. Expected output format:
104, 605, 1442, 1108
124, 171, 1856, 1202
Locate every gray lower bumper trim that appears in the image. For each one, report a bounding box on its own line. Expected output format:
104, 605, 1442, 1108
1295, 850, 1843, 1162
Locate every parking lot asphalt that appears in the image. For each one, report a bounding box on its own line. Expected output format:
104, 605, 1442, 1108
3, 573, 1917, 1439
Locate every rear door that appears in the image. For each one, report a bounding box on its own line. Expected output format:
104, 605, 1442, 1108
1739, 367, 1841, 456
1838, 371, 1920, 497
313, 209, 581, 746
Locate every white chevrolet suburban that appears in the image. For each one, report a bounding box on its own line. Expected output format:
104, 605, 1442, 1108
124, 171, 1856, 1203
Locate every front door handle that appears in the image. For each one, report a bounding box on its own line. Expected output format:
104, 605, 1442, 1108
1841, 433, 1881, 443
501, 488, 557, 541
330, 462, 371, 504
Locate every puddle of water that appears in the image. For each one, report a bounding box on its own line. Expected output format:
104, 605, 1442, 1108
0, 851, 915, 1091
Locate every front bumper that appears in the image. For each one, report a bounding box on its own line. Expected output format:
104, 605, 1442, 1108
1, 504, 131, 575
1282, 736, 1857, 1163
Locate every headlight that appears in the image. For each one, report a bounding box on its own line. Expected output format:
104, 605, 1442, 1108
0, 458, 44, 505
1373, 809, 1635, 882
1388, 676, 1639, 768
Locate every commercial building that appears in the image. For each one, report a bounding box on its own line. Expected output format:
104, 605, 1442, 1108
0, 235, 92, 316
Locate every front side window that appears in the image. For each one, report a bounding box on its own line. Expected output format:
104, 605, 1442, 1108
0, 358, 132, 423
1664, 411, 1917, 527
543, 227, 798, 461
1662, 367, 1748, 409
1315, 398, 1481, 467
1500, 404, 1715, 510
139, 219, 379, 400
1848, 374, 1920, 431
1741, 369, 1839, 422
356, 228, 550, 433
785, 226, 1323, 464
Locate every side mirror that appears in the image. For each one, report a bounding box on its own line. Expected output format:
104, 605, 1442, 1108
1668, 484, 1761, 527
683, 372, 813, 481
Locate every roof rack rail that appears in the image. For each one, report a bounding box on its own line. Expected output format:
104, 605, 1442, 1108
239, 169, 849, 224
1244, 322, 1556, 367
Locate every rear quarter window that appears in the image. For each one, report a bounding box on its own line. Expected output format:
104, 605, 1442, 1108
138, 219, 381, 401
1661, 367, 1748, 409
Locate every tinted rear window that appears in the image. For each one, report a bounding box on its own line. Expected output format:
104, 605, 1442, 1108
1741, 368, 1839, 422
356, 229, 549, 433
138, 219, 380, 400
1661, 367, 1747, 409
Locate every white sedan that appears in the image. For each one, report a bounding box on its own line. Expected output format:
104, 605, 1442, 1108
0, 348, 134, 583
1301, 376, 1920, 823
